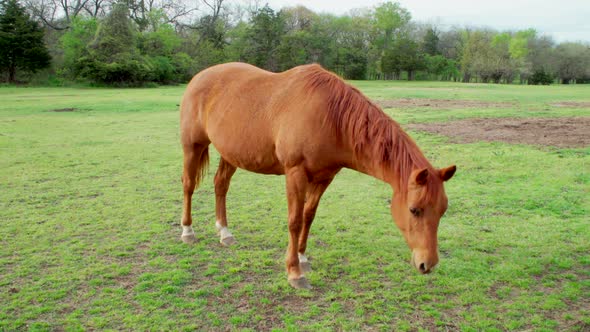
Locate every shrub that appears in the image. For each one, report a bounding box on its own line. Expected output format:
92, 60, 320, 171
77, 53, 151, 86
528, 70, 553, 85
172, 52, 194, 82
146, 55, 174, 83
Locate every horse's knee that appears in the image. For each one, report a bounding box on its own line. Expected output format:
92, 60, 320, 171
288, 219, 303, 235
183, 177, 195, 195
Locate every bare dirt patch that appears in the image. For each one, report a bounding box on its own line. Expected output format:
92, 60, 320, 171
375, 98, 515, 109
407, 117, 590, 148
550, 101, 590, 108
49, 108, 77, 112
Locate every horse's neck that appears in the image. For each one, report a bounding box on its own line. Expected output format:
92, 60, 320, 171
348, 151, 397, 187
345, 123, 425, 191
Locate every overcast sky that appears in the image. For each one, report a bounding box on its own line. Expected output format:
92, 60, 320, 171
261, 0, 590, 43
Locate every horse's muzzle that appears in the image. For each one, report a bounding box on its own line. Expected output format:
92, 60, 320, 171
411, 250, 438, 274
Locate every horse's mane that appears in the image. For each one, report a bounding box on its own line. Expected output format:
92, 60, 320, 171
301, 64, 439, 201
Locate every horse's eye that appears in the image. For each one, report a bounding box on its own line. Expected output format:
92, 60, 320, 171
409, 207, 422, 217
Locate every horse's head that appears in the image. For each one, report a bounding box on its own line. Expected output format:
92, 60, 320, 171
391, 165, 456, 274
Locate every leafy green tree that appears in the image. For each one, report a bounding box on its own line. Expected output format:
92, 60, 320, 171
324, 13, 371, 78
11, 0, 589, 85
196, 14, 227, 49
90, 2, 136, 58
276, 31, 313, 70
381, 47, 401, 79
78, 2, 149, 85
509, 29, 535, 59
136, 9, 184, 82
373, 1, 411, 78
422, 27, 440, 55
224, 21, 249, 62
425, 54, 459, 81
509, 29, 535, 82
490, 32, 515, 83
190, 39, 226, 72
138, 10, 182, 57
276, 6, 332, 71
176, 22, 226, 75
170, 52, 193, 81
372, 1, 411, 50
385, 35, 425, 80
242, 5, 286, 71
339, 47, 367, 79
0, 0, 51, 82
60, 16, 98, 79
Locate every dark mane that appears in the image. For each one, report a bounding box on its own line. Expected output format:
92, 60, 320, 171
301, 64, 439, 200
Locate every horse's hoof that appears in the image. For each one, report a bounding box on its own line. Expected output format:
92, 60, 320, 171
288, 277, 312, 290
220, 236, 236, 246
181, 234, 197, 244
300, 261, 312, 273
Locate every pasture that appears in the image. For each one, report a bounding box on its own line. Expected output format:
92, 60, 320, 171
1, 81, 588, 331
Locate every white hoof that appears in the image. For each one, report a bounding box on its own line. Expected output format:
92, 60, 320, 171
288, 276, 312, 289
216, 222, 235, 246
181, 234, 197, 244
181, 225, 196, 244
220, 236, 236, 246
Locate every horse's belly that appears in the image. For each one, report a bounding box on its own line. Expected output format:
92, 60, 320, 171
212, 141, 284, 175
205, 104, 286, 175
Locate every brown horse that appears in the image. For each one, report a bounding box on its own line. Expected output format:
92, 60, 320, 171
180, 62, 456, 289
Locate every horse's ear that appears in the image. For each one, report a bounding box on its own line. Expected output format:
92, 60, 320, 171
439, 165, 456, 182
411, 168, 429, 186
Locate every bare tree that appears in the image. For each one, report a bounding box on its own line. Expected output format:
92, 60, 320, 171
25, 0, 90, 29
82, 0, 112, 18
125, 0, 199, 31
202, 0, 222, 20
228, 0, 261, 24
176, 0, 228, 47
25, 0, 197, 30
282, 5, 315, 32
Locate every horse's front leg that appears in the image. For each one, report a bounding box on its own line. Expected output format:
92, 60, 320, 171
298, 177, 335, 273
285, 166, 310, 289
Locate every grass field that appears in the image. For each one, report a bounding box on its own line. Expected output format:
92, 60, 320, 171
1, 81, 589, 331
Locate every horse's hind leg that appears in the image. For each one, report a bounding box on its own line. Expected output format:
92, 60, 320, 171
214, 158, 237, 246
181, 143, 209, 244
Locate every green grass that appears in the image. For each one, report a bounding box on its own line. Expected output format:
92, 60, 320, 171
1, 81, 589, 331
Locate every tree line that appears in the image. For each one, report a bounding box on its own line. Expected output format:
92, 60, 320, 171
1, 0, 589, 85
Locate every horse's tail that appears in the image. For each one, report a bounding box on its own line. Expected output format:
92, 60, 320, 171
194, 146, 209, 189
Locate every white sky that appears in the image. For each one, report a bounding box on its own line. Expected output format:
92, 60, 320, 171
261, 0, 590, 43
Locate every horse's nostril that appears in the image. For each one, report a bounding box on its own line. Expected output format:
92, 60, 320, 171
419, 263, 426, 272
